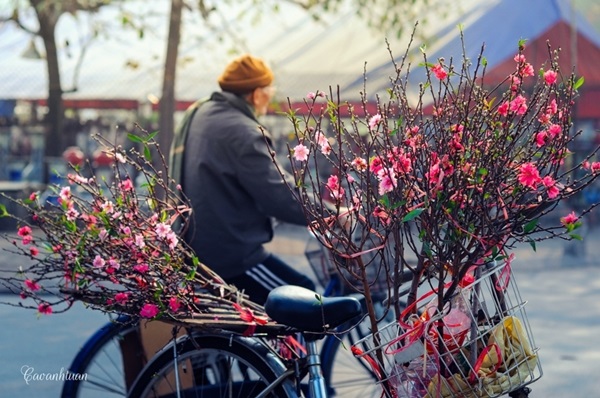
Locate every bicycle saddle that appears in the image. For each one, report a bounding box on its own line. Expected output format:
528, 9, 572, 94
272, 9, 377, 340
265, 285, 363, 333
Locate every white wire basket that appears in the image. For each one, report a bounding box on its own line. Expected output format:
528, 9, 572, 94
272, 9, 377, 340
352, 261, 542, 398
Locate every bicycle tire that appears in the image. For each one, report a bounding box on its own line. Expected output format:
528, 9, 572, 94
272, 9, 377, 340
127, 332, 298, 398
61, 315, 138, 398
320, 321, 384, 397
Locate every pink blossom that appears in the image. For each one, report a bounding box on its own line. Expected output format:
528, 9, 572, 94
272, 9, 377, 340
509, 75, 521, 91
591, 162, 600, 173
155, 223, 172, 238
59, 186, 71, 201
497, 101, 509, 116
315, 130, 328, 147
166, 232, 179, 250
135, 234, 146, 248
544, 70, 558, 85
140, 303, 159, 318
509, 95, 528, 115
426, 163, 442, 184
320, 141, 332, 155
108, 258, 121, 270
98, 229, 109, 241
21, 235, 33, 245
406, 125, 420, 136
117, 152, 130, 164
535, 131, 547, 147
547, 124, 561, 138
546, 99, 558, 115
93, 255, 106, 268
66, 208, 79, 221
38, 303, 53, 315
120, 178, 134, 192
293, 144, 309, 162
351, 157, 368, 172
169, 297, 181, 312
307, 92, 317, 100
29, 247, 39, 256
560, 211, 578, 226
326, 175, 345, 199
115, 292, 129, 305
520, 63, 534, 77
101, 200, 114, 214
29, 192, 37, 201
68, 173, 90, 184
542, 176, 559, 199
368, 114, 382, 130
25, 279, 41, 291
514, 54, 526, 63
518, 163, 542, 189
17, 226, 32, 237
393, 153, 412, 174
378, 174, 397, 195
431, 63, 448, 80
369, 157, 384, 175
134, 263, 149, 273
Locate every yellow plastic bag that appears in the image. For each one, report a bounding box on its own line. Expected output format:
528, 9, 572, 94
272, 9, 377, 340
426, 316, 538, 397
478, 316, 538, 395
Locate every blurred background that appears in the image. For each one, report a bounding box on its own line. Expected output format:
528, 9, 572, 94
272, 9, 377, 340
1, 0, 599, 197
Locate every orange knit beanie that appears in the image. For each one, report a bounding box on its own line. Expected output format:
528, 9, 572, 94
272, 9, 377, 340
217, 54, 274, 94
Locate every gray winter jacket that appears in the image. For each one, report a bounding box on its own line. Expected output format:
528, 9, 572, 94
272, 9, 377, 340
181, 91, 307, 278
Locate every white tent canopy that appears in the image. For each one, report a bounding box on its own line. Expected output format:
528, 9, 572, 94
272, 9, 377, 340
0, 0, 479, 105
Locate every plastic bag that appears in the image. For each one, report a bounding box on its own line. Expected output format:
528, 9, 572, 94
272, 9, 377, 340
425, 316, 538, 398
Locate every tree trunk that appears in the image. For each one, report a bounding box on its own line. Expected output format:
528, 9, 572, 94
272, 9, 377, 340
158, 0, 183, 174
32, 0, 63, 162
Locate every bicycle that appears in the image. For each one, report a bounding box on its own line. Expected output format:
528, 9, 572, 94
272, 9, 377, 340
124, 259, 540, 397
61, 234, 393, 398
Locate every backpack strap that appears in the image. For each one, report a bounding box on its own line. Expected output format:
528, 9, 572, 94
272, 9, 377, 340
168, 98, 208, 192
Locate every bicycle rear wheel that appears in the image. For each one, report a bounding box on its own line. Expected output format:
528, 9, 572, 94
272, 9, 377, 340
128, 332, 298, 398
61, 315, 138, 397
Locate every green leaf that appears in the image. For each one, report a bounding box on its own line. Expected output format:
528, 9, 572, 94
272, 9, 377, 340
186, 266, 197, 281
528, 239, 537, 251
574, 76, 585, 90
143, 145, 152, 161
379, 195, 394, 209
523, 219, 538, 234
0, 203, 7, 217
569, 233, 583, 241
402, 208, 424, 222
127, 133, 144, 143
481, 56, 488, 67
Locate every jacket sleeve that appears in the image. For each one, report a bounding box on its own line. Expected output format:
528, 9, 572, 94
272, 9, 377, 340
233, 129, 308, 226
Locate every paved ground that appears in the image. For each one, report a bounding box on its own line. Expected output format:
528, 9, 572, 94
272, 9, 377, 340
0, 222, 599, 397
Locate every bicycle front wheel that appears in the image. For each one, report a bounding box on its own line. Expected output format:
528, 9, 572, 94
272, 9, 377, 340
61, 315, 138, 398
128, 332, 298, 398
